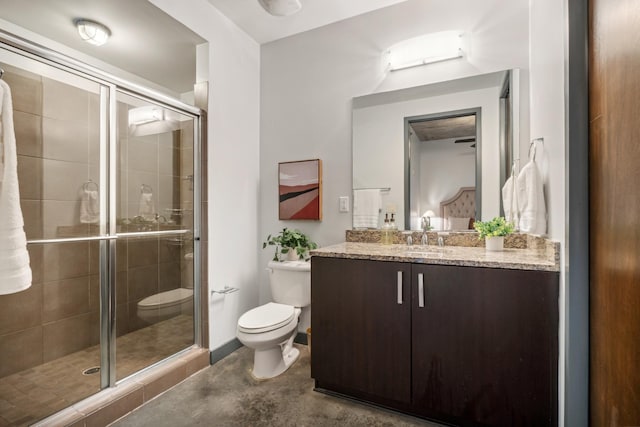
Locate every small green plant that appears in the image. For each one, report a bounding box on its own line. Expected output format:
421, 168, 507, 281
473, 216, 515, 239
263, 228, 318, 261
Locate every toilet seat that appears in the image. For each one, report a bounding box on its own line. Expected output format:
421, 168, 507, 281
238, 302, 295, 334
138, 288, 193, 311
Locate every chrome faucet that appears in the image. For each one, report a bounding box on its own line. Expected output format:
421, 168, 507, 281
421, 217, 429, 246
421, 231, 428, 246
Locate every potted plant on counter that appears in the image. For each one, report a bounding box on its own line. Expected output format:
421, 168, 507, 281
473, 216, 515, 251
263, 228, 318, 261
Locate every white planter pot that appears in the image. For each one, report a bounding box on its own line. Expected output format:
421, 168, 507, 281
285, 250, 299, 261
485, 236, 505, 252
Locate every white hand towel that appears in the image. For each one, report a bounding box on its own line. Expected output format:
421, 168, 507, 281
353, 189, 381, 229
0, 79, 32, 295
517, 149, 547, 235
138, 192, 155, 219
80, 189, 99, 224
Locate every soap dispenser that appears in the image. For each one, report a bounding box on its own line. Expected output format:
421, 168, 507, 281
381, 214, 391, 245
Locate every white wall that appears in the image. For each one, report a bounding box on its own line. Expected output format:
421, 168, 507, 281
150, 0, 261, 350
260, 0, 529, 332
529, 0, 567, 425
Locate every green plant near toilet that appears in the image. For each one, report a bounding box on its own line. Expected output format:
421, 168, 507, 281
263, 228, 318, 261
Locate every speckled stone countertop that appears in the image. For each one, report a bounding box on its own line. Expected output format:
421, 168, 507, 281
311, 240, 560, 272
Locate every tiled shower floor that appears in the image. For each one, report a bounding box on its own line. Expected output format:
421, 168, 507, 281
0, 315, 193, 426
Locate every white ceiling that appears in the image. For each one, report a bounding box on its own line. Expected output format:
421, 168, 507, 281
206, 0, 410, 44
0, 0, 205, 94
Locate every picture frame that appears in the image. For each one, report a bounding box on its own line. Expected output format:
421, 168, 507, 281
278, 159, 322, 220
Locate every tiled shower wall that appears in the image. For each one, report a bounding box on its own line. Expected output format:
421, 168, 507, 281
0, 66, 190, 379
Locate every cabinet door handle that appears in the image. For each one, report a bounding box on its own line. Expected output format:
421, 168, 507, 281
397, 271, 403, 304
418, 273, 425, 308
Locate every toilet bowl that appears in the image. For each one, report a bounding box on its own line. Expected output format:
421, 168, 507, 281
137, 252, 194, 323
236, 260, 311, 379
137, 287, 193, 323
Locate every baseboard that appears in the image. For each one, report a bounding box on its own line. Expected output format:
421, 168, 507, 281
295, 331, 308, 345
210, 338, 243, 365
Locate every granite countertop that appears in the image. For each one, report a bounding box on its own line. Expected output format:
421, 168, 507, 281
310, 242, 559, 272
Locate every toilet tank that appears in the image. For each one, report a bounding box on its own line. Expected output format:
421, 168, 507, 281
267, 260, 311, 307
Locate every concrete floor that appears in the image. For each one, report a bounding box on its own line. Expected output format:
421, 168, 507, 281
112, 344, 441, 427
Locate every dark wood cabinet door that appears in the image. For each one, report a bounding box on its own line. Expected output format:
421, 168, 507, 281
311, 257, 412, 406
411, 264, 558, 427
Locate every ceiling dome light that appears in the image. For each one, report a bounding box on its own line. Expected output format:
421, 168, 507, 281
258, 0, 302, 16
75, 19, 111, 46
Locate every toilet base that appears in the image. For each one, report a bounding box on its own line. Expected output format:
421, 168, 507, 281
251, 330, 299, 379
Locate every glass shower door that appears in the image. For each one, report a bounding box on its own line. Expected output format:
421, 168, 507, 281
113, 91, 196, 381
0, 51, 109, 424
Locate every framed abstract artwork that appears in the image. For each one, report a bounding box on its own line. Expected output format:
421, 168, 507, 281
278, 159, 322, 220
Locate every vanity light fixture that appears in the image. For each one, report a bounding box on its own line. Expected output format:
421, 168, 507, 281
258, 0, 302, 16
385, 31, 463, 71
75, 19, 111, 46
128, 105, 180, 137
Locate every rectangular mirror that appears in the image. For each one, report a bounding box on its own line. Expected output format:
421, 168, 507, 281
352, 69, 521, 230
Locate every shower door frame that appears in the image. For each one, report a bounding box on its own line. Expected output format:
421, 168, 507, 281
0, 30, 204, 391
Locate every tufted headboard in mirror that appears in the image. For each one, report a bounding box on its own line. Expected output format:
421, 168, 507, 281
440, 187, 476, 229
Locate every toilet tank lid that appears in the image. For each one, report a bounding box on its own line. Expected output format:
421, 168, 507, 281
267, 260, 311, 271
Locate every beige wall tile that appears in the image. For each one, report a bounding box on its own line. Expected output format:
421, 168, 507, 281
42, 78, 89, 123
42, 158, 87, 201
42, 117, 89, 163
0, 283, 42, 336
43, 277, 90, 323
28, 244, 44, 285
43, 313, 94, 362
127, 265, 158, 302
127, 237, 159, 268
158, 147, 177, 176
0, 327, 43, 378
21, 200, 43, 240
41, 200, 82, 239
17, 155, 42, 200
128, 138, 158, 174
158, 262, 181, 292
14, 111, 43, 157
115, 303, 130, 337
43, 242, 90, 282
3, 71, 42, 115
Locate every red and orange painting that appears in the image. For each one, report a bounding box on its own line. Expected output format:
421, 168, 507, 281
278, 159, 322, 220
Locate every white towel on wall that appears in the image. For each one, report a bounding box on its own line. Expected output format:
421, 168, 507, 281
517, 146, 547, 235
0, 79, 32, 295
353, 189, 381, 229
138, 192, 155, 219
80, 189, 99, 224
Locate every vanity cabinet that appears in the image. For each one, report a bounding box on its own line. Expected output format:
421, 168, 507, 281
311, 257, 558, 427
311, 257, 412, 408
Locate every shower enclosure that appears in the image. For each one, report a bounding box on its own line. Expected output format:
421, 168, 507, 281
0, 36, 202, 426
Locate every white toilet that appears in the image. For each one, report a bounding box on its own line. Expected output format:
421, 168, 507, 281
137, 252, 194, 323
236, 260, 311, 379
